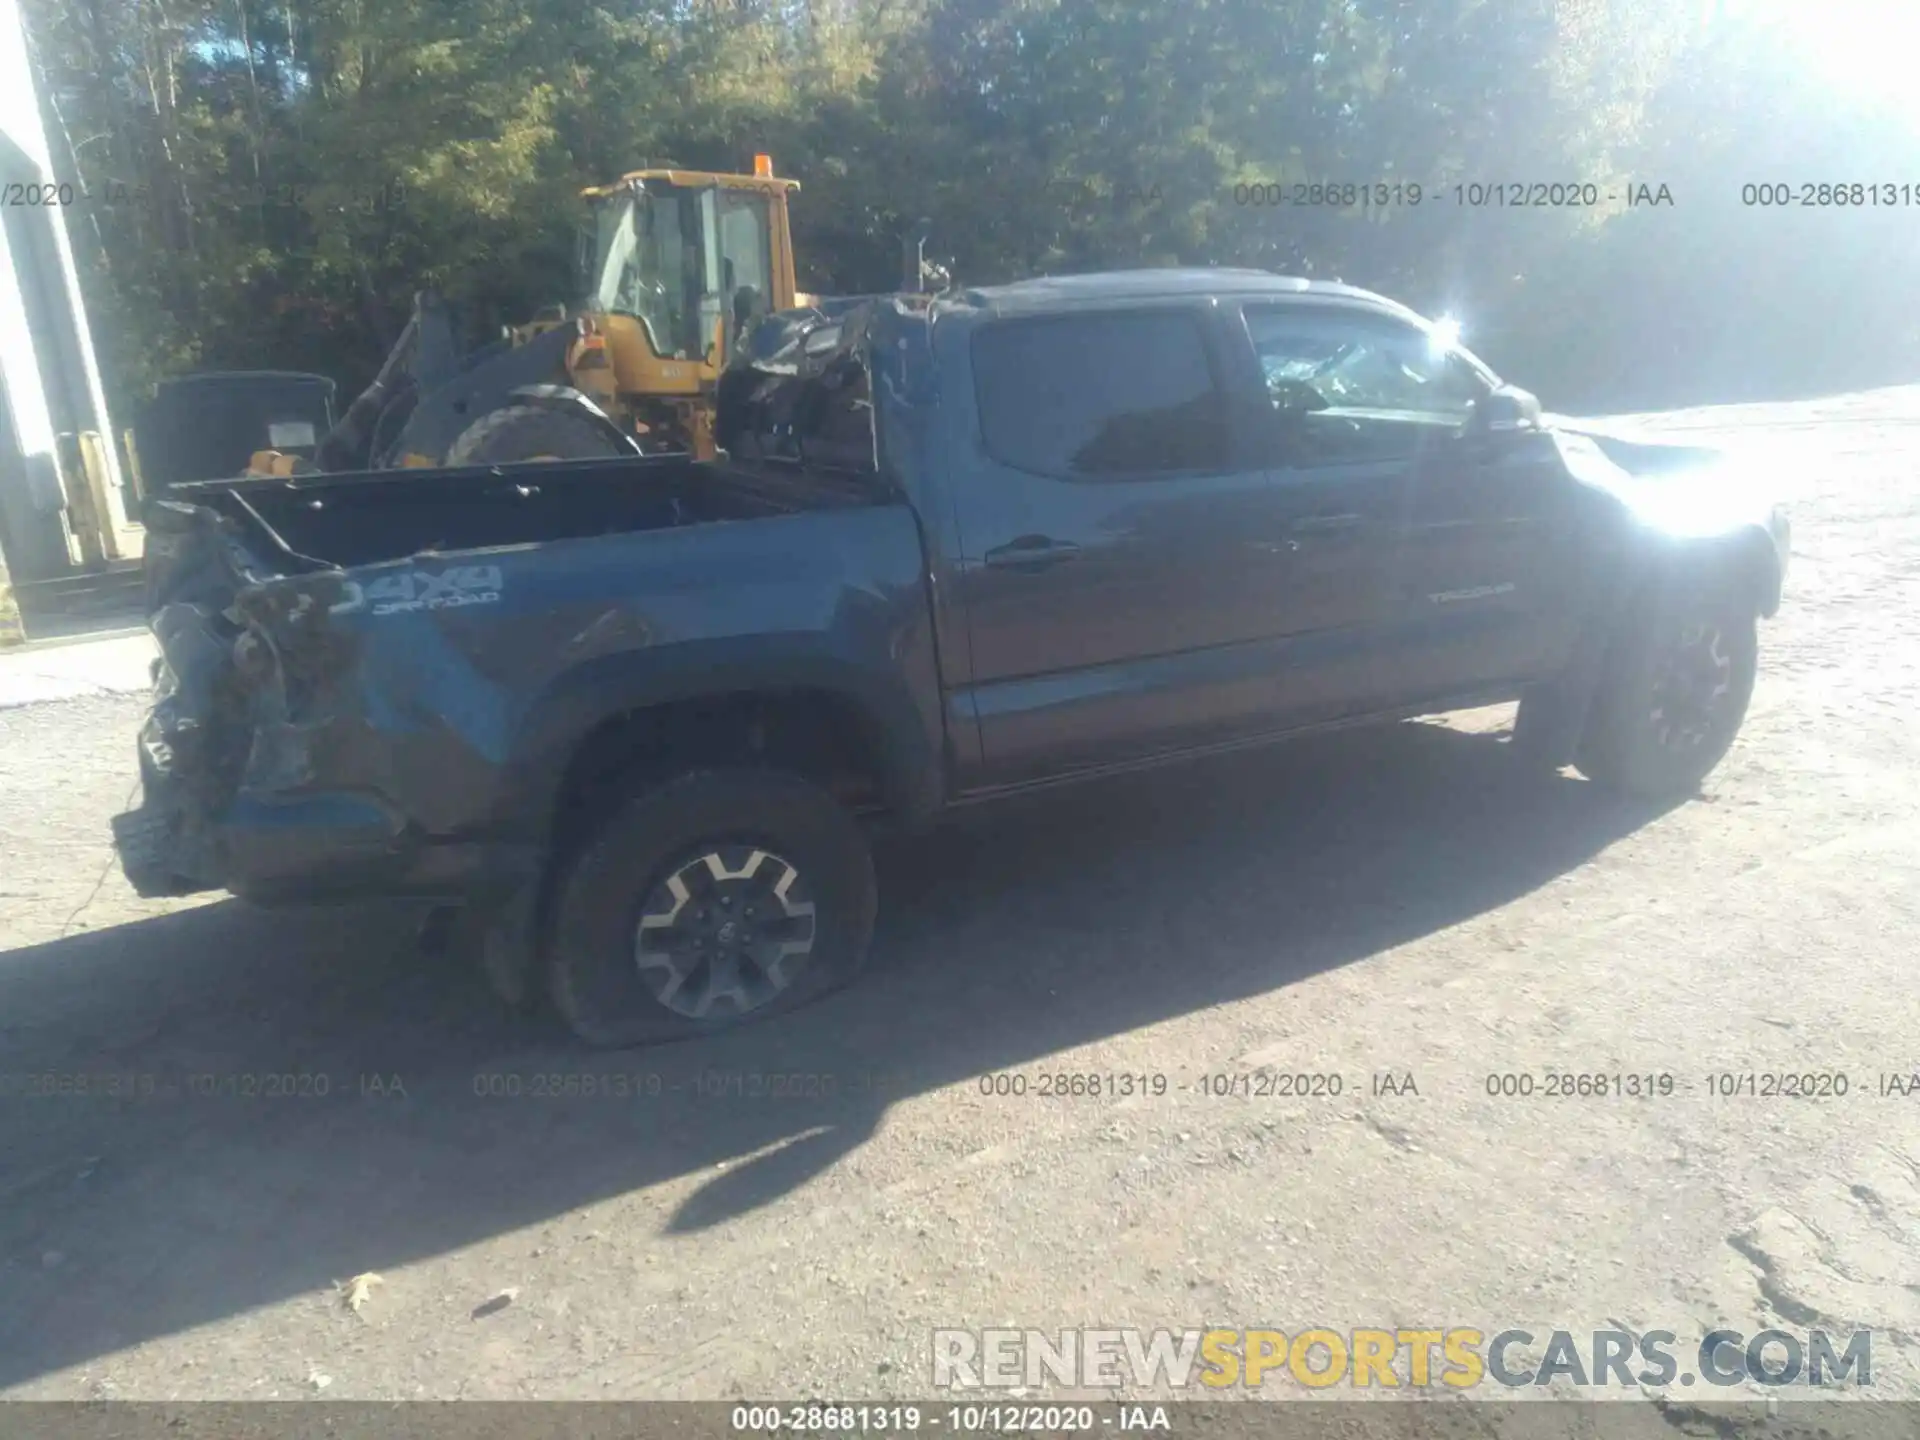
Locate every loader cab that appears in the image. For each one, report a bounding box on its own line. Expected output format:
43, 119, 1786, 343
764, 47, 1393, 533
577, 165, 799, 379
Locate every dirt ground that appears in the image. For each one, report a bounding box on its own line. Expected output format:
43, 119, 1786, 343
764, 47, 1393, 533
1, 388, 1916, 1407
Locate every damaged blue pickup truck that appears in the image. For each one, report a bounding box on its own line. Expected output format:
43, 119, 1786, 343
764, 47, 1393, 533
113, 269, 1790, 1046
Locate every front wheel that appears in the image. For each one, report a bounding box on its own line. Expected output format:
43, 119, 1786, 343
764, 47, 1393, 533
547, 769, 878, 1048
1578, 585, 1759, 798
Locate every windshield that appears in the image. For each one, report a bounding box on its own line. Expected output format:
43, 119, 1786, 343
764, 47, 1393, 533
581, 185, 776, 364
583, 189, 699, 359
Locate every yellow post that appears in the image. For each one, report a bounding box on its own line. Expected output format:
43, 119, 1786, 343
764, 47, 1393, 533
0, 555, 23, 647
55, 432, 106, 567
122, 427, 147, 502
77, 432, 126, 560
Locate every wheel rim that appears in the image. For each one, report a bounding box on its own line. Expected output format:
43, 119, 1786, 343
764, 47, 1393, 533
633, 846, 817, 1019
1648, 619, 1734, 753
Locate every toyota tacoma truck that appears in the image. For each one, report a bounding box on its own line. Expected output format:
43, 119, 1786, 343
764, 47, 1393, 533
113, 269, 1791, 1046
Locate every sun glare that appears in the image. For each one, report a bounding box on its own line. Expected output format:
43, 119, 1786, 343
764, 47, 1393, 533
1712, 0, 1920, 133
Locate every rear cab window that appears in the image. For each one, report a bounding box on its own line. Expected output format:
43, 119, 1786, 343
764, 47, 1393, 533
970, 309, 1230, 478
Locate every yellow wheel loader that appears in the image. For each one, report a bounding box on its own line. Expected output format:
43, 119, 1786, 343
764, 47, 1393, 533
263, 156, 811, 477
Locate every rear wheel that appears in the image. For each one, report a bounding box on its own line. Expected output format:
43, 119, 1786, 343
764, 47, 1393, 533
547, 769, 878, 1048
1578, 582, 1759, 797
446, 404, 625, 466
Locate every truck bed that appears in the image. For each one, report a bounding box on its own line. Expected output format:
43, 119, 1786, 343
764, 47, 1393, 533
121, 449, 934, 902
173, 452, 882, 572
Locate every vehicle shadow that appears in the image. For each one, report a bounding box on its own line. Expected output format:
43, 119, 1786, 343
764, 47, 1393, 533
0, 719, 1673, 1389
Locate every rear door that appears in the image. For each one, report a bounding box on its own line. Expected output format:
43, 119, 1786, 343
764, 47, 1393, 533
947, 303, 1333, 784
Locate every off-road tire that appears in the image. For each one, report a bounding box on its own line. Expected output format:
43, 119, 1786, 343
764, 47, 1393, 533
446, 405, 625, 467
1577, 580, 1759, 798
547, 769, 878, 1048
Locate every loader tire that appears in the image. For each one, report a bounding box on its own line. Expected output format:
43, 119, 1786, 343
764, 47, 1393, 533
446, 405, 625, 467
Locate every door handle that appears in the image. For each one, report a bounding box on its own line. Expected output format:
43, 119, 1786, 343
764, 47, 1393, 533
983, 535, 1082, 570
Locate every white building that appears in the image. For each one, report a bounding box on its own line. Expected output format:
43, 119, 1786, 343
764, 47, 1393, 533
0, 0, 141, 639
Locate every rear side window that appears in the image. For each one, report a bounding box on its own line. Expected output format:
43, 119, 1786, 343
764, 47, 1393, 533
971, 311, 1228, 478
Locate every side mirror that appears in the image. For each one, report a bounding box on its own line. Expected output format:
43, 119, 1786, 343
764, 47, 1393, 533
1468, 385, 1542, 436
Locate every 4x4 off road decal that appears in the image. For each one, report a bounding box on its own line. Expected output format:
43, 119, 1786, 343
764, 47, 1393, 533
329, 565, 504, 617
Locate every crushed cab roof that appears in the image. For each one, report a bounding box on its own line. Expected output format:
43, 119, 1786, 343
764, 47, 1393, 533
946, 268, 1414, 318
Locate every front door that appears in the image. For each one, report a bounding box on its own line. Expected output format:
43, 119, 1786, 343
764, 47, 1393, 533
1238, 302, 1577, 708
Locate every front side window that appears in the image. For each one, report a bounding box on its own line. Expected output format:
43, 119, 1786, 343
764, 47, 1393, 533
1245, 306, 1491, 464
971, 311, 1229, 478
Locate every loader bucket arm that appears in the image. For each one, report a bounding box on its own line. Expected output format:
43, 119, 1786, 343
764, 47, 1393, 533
313, 292, 462, 472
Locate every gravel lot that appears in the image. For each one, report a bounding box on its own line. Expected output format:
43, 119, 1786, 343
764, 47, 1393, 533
1, 389, 1916, 1408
